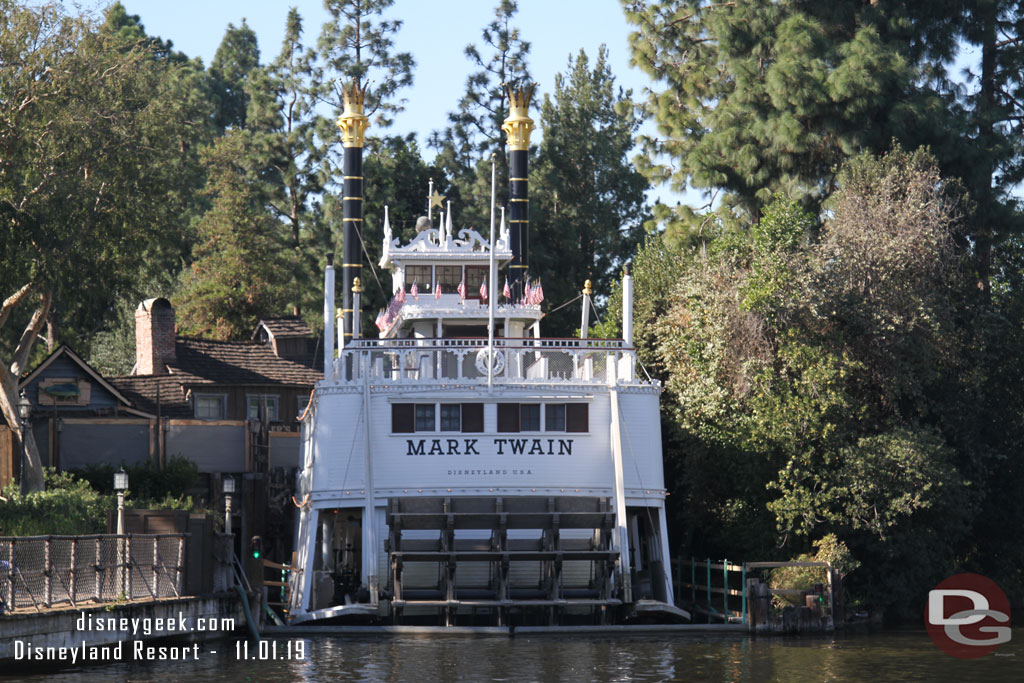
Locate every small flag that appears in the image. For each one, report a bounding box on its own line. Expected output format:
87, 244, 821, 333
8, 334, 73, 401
434, 281, 442, 300
375, 309, 384, 330
535, 281, 544, 304
411, 281, 418, 300
524, 279, 531, 305
457, 279, 467, 300
396, 286, 406, 304
479, 278, 487, 303
503, 278, 511, 300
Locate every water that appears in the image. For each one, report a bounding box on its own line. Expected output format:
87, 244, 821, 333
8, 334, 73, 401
3, 628, 1023, 682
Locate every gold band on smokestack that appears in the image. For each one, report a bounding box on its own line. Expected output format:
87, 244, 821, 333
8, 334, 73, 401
336, 83, 369, 340
502, 85, 536, 299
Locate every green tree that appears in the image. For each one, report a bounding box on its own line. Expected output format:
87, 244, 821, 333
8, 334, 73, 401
246, 8, 328, 317
0, 1, 212, 490
621, 0, 955, 223
175, 132, 295, 339
429, 0, 531, 226
209, 19, 261, 131
530, 47, 649, 335
315, 0, 415, 128
633, 148, 984, 612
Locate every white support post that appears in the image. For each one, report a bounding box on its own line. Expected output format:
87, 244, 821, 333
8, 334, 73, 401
609, 389, 632, 603
324, 257, 335, 378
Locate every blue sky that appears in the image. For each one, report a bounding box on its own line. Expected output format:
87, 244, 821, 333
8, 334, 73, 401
110, 1, 655, 153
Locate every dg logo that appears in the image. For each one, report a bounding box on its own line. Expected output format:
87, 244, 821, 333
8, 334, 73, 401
926, 573, 1011, 659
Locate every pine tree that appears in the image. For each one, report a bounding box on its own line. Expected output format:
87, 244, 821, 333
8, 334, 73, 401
314, 0, 415, 131
175, 132, 294, 339
531, 47, 649, 335
429, 0, 530, 226
245, 8, 327, 317
209, 19, 260, 131
622, 1, 958, 222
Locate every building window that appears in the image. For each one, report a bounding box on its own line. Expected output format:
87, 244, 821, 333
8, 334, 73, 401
247, 394, 280, 421
520, 404, 540, 431
497, 403, 541, 432
545, 404, 566, 431
407, 265, 432, 289
440, 404, 461, 431
465, 266, 487, 299
195, 394, 226, 419
436, 265, 462, 292
393, 403, 481, 433
415, 404, 436, 432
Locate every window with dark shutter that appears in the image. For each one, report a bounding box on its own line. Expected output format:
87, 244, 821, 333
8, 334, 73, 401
497, 403, 519, 432
392, 404, 414, 433
462, 403, 484, 432
566, 403, 588, 432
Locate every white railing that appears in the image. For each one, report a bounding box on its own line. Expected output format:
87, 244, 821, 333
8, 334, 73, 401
329, 337, 640, 386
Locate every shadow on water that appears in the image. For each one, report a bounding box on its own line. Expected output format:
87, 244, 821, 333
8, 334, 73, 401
3, 628, 1023, 682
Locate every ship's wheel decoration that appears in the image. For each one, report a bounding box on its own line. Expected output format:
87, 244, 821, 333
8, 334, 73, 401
475, 348, 505, 375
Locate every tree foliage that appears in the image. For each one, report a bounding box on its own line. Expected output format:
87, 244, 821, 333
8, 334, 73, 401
430, 0, 531, 226
631, 148, 985, 612
531, 47, 649, 334
175, 132, 295, 339
0, 1, 212, 488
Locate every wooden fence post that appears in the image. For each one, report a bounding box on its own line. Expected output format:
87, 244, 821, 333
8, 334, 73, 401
44, 536, 52, 607
94, 536, 101, 600
70, 538, 77, 605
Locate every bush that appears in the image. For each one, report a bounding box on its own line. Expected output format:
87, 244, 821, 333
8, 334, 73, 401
0, 469, 113, 535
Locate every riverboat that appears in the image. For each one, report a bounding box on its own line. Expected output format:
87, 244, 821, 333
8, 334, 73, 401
288, 83, 679, 626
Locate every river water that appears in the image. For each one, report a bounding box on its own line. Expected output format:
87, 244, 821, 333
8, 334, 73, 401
4, 628, 1023, 682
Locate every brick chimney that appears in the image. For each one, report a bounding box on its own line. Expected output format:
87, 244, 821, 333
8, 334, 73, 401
135, 298, 176, 375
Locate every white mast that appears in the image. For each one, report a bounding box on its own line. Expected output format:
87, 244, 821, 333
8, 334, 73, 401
488, 154, 497, 392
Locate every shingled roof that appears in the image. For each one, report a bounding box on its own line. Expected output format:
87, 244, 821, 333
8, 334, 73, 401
110, 337, 322, 418
109, 374, 200, 418
254, 316, 314, 340
169, 338, 322, 385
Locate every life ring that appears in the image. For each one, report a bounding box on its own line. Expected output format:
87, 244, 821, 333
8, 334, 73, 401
475, 348, 505, 375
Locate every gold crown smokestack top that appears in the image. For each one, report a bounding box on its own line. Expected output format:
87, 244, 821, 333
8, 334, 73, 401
336, 83, 370, 345
502, 84, 535, 302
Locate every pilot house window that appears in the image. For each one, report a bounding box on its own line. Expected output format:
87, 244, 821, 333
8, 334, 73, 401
393, 403, 484, 433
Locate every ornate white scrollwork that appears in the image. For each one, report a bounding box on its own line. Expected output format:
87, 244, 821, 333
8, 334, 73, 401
475, 348, 506, 375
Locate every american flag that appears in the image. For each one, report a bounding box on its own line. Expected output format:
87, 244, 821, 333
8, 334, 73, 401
503, 278, 511, 300
523, 280, 531, 305
396, 286, 406, 304
479, 278, 487, 303
375, 309, 385, 330
434, 282, 442, 300
457, 279, 467, 300
535, 281, 544, 304
410, 281, 418, 300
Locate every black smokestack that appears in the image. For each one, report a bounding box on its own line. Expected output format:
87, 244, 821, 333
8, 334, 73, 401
336, 83, 369, 341
502, 85, 536, 301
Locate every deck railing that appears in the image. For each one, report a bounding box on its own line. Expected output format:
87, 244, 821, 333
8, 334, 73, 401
330, 337, 642, 385
0, 534, 185, 612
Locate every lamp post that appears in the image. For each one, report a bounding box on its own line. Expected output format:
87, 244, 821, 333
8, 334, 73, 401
17, 392, 31, 496
222, 476, 235, 534
113, 467, 128, 597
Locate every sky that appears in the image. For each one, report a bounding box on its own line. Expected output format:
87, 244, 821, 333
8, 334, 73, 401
107, 0, 660, 158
